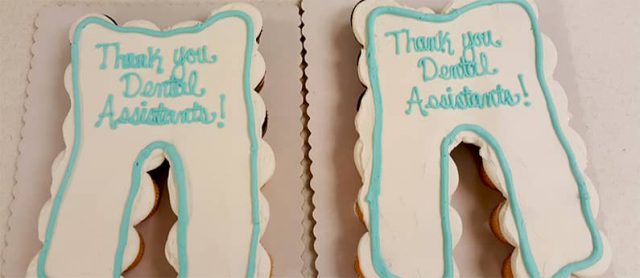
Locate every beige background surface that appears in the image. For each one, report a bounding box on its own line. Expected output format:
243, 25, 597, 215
1, 0, 640, 277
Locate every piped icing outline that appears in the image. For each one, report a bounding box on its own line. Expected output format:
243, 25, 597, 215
354, 0, 608, 277
113, 141, 189, 276
32, 7, 269, 278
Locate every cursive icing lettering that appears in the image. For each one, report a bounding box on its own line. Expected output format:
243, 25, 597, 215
385, 28, 455, 56
95, 42, 164, 73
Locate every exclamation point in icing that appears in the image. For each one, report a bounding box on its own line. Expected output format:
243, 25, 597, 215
518, 74, 531, 107
217, 94, 226, 128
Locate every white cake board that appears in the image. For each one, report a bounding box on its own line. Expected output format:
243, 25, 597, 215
302, 0, 637, 276
4, 3, 306, 277
2, 0, 640, 277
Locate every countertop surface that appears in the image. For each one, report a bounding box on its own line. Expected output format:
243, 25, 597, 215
1, 0, 639, 276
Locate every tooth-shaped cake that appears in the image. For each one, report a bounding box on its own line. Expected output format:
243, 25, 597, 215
352, 0, 611, 277
28, 4, 273, 277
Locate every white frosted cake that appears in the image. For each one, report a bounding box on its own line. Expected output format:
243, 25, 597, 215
352, 0, 611, 277
28, 4, 274, 277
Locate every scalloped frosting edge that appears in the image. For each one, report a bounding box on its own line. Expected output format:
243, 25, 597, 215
352, 0, 611, 277
27, 4, 274, 277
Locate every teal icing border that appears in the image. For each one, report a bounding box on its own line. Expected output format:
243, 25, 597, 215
363, 0, 603, 277
114, 141, 190, 277
37, 10, 264, 278
439, 124, 538, 277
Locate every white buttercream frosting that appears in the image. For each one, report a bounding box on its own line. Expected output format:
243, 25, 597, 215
353, 0, 611, 277
28, 4, 273, 277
